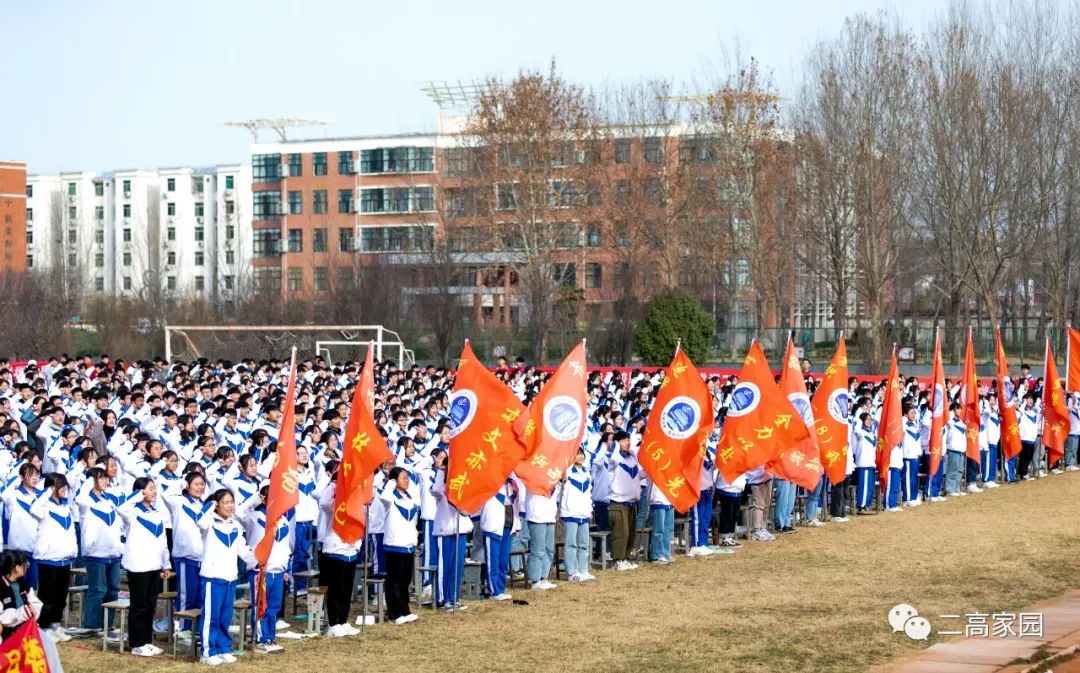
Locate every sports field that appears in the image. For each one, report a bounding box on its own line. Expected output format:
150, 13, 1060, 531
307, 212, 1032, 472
59, 474, 1080, 673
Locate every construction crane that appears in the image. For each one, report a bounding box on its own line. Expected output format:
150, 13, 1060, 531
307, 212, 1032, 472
223, 118, 330, 142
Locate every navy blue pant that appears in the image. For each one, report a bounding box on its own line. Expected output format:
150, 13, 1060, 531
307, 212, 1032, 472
483, 529, 512, 597
435, 534, 467, 606
689, 488, 713, 547
198, 577, 235, 658
292, 521, 314, 589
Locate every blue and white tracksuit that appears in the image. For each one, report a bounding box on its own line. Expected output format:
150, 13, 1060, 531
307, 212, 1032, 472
432, 470, 473, 607
480, 481, 518, 597
197, 514, 256, 659
167, 492, 215, 631
236, 499, 293, 645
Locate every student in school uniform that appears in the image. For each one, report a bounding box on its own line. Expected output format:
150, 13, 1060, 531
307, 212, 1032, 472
1017, 393, 1040, 479
688, 439, 720, 549
289, 445, 319, 592
746, 467, 776, 539
31, 473, 78, 642
853, 413, 878, 514
235, 484, 290, 654
479, 478, 517, 600
884, 423, 904, 513
315, 475, 361, 638
0, 550, 42, 643
901, 405, 923, 507
431, 464, 473, 610
982, 394, 1002, 487
418, 448, 445, 599
944, 403, 968, 497
379, 467, 419, 625
560, 450, 595, 581
197, 489, 257, 666
118, 477, 171, 657
1066, 393, 1080, 471
75, 466, 124, 636
166, 471, 214, 639
525, 481, 560, 590
589, 432, 615, 562
715, 469, 747, 547
606, 430, 642, 571
647, 478, 676, 562
2, 463, 43, 588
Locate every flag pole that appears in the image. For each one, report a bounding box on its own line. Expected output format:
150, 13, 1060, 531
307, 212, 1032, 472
1067, 322, 1072, 395
361, 501, 370, 633
450, 510, 460, 614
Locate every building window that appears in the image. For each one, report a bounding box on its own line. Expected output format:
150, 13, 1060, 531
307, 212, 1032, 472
68, 253, 77, 266
167, 252, 176, 265
95, 229, 104, 244
360, 147, 435, 174
288, 191, 303, 215
313, 152, 328, 176
224, 275, 234, 290
288, 267, 302, 291
225, 175, 234, 189
586, 223, 601, 247
253, 191, 281, 219
254, 266, 281, 290
314, 266, 329, 291
195, 202, 204, 217
313, 190, 328, 214
94, 182, 104, 197
95, 253, 104, 268
338, 151, 355, 175
359, 225, 434, 252
313, 228, 327, 252
225, 200, 235, 215
614, 221, 629, 246
25, 185, 32, 198
95, 277, 104, 291
26, 254, 32, 268
338, 189, 353, 214
167, 178, 176, 192
26, 208, 32, 222
225, 225, 235, 240
68, 206, 77, 220
25, 229, 31, 245
585, 263, 602, 288
122, 204, 131, 218
123, 252, 131, 266
553, 263, 577, 287
288, 154, 302, 177
167, 276, 176, 290
194, 276, 204, 291
287, 229, 303, 253
643, 137, 664, 163
167, 227, 176, 241
95, 206, 104, 221
123, 228, 132, 242
225, 250, 234, 264
195, 225, 204, 242
337, 266, 353, 289
339, 228, 354, 252
253, 230, 281, 257
359, 187, 435, 214
123, 276, 131, 290
68, 182, 76, 196
167, 202, 176, 216
68, 230, 77, 244
252, 153, 282, 183
121, 179, 131, 193
195, 252, 204, 266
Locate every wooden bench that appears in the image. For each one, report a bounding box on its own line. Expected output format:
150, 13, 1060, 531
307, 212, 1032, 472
508, 550, 528, 587
412, 563, 438, 610
462, 559, 484, 599
673, 517, 690, 553
635, 526, 653, 561
173, 608, 201, 660
101, 600, 129, 652
589, 531, 610, 570
290, 570, 319, 616
360, 578, 386, 624
304, 586, 326, 635
66, 585, 88, 629
172, 599, 250, 660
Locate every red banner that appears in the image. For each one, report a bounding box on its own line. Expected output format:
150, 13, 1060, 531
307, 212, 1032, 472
811, 337, 851, 486
765, 335, 823, 490
876, 348, 904, 493
0, 619, 55, 673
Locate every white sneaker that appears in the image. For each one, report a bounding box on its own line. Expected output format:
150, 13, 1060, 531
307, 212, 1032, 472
421, 585, 433, 598
542, 580, 557, 589
627, 561, 639, 569
275, 619, 290, 631
582, 572, 597, 581
491, 593, 513, 601
220, 653, 237, 664
886, 507, 903, 512
1052, 468, 1063, 475
326, 625, 346, 638
806, 519, 825, 527
1067, 466, 1080, 472
49, 627, 72, 643
568, 573, 585, 582
132, 645, 159, 657
342, 624, 359, 635
614, 560, 631, 571
832, 516, 850, 523
602, 552, 613, 561
201, 656, 224, 666
152, 618, 170, 634
392, 616, 411, 625
148, 645, 164, 656
984, 481, 1000, 488
106, 630, 123, 643
531, 581, 552, 591
254, 643, 275, 655
404, 614, 418, 623
967, 484, 983, 493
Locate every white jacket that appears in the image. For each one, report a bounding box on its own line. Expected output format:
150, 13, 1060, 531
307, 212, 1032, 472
431, 470, 473, 537
525, 488, 559, 525
559, 465, 592, 521
607, 448, 643, 503
378, 482, 419, 552
317, 483, 362, 560
31, 494, 78, 563
235, 499, 293, 574
118, 497, 170, 573
2, 485, 42, 552
166, 492, 215, 561
197, 513, 256, 582
479, 481, 519, 534
76, 489, 124, 560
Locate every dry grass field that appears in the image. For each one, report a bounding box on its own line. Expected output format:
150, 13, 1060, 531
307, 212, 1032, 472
59, 474, 1080, 673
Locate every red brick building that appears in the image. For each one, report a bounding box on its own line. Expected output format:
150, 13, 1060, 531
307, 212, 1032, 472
0, 162, 28, 273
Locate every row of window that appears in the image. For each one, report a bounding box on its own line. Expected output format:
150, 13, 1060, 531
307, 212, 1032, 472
256, 187, 436, 218
253, 227, 357, 256
253, 148, 436, 184
37, 201, 235, 222
51, 176, 236, 198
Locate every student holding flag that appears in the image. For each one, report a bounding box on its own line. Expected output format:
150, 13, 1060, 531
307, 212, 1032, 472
901, 405, 923, 506
811, 338, 850, 523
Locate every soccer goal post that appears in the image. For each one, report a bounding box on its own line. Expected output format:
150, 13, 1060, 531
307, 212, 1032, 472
163, 324, 415, 368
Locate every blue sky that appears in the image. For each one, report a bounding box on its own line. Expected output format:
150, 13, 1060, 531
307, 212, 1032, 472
2, 0, 961, 174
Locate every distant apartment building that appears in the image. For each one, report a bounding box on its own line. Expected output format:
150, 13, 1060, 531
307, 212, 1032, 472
25, 165, 251, 301
0, 161, 28, 273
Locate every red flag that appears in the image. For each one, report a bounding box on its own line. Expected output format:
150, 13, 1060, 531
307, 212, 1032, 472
515, 341, 588, 495
446, 341, 528, 513
1043, 338, 1069, 467
1068, 326, 1080, 393
811, 337, 850, 486
638, 346, 714, 512
717, 340, 810, 483
928, 331, 946, 476
255, 350, 299, 617
875, 347, 904, 493
0, 618, 56, 673
765, 335, 823, 490
333, 343, 394, 543
994, 328, 1022, 461
961, 328, 981, 464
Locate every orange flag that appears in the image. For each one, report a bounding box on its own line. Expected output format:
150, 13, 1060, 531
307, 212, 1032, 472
515, 341, 588, 496
255, 350, 299, 619
1043, 338, 1069, 467
765, 335, 823, 490
875, 347, 904, 493
994, 328, 1022, 461
717, 340, 810, 483
638, 346, 714, 512
960, 328, 981, 464
928, 331, 946, 477
446, 340, 528, 513
332, 343, 394, 544
1068, 326, 1080, 393
811, 336, 850, 486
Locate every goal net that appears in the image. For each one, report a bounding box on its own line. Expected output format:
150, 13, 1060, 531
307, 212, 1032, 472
164, 325, 415, 368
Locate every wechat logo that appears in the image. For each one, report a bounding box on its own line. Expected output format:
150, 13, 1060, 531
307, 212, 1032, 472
889, 604, 931, 641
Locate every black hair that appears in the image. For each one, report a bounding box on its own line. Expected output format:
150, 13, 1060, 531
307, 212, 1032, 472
0, 550, 28, 578
184, 471, 206, 490
132, 476, 153, 493
387, 466, 406, 483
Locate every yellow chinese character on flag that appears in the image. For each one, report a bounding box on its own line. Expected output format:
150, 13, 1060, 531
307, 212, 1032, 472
466, 450, 487, 470
448, 472, 470, 500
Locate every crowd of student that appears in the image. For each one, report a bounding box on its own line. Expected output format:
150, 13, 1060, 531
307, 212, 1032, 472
0, 354, 1074, 665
